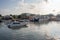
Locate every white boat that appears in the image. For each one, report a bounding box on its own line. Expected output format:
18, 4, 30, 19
7, 21, 27, 27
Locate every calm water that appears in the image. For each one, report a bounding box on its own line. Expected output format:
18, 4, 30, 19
0, 21, 60, 40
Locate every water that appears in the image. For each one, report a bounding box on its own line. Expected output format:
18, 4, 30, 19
0, 21, 60, 40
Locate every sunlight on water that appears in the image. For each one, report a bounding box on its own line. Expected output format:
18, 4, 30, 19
0, 22, 60, 40
40, 21, 60, 40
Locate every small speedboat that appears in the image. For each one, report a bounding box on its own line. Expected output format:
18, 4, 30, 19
7, 21, 27, 28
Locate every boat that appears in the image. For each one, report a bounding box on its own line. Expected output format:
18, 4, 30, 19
7, 21, 27, 28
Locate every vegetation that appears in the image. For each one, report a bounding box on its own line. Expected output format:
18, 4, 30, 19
0, 14, 2, 17
1, 13, 60, 22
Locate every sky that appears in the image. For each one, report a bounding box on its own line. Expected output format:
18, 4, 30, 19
0, 0, 60, 15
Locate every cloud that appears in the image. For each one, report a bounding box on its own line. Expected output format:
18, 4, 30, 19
1, 0, 60, 15
0, 0, 42, 15
24, 0, 41, 3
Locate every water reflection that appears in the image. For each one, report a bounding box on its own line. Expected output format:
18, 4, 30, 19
30, 21, 50, 26
0, 21, 60, 40
0, 23, 5, 28
8, 26, 28, 30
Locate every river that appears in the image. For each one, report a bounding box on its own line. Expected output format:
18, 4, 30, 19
0, 21, 60, 40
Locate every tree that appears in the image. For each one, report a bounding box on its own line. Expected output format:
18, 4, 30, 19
10, 14, 12, 16
18, 15, 21, 19
47, 14, 54, 16
56, 14, 60, 17
12, 15, 17, 19
0, 14, 2, 20
0, 14, 2, 17
20, 13, 29, 19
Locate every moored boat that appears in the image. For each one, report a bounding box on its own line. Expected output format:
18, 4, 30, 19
7, 21, 27, 28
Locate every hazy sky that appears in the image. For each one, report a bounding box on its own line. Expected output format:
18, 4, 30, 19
0, 0, 60, 15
